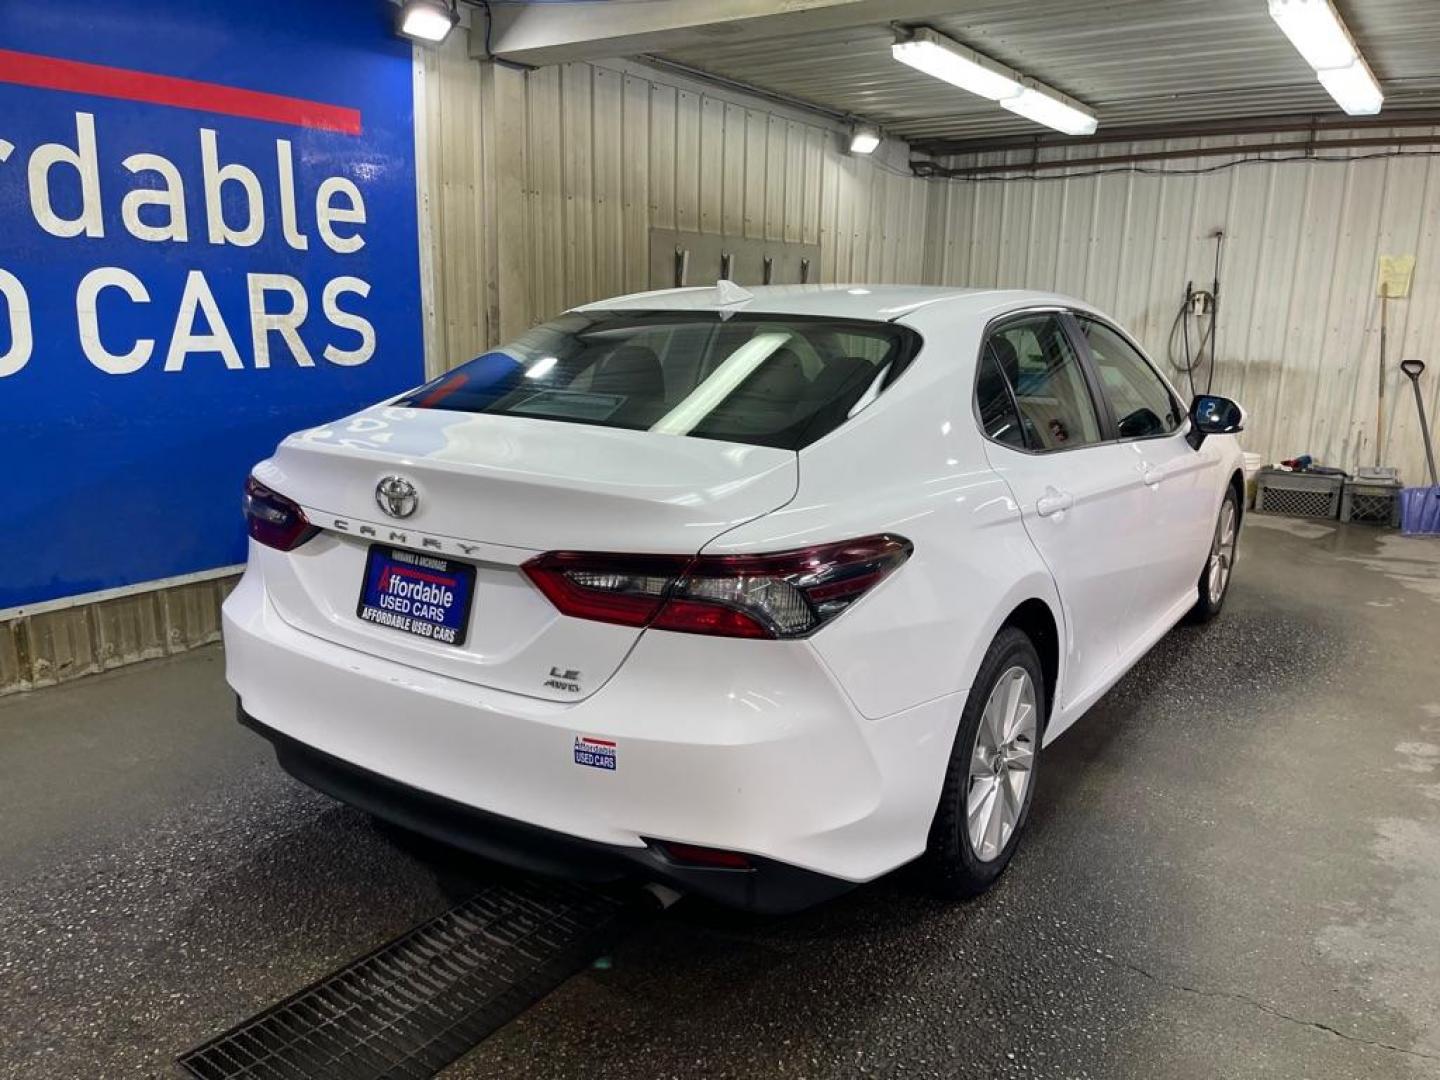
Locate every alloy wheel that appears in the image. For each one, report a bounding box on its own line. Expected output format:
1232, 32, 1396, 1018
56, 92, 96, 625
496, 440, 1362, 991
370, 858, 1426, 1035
966, 665, 1037, 862
1208, 499, 1237, 605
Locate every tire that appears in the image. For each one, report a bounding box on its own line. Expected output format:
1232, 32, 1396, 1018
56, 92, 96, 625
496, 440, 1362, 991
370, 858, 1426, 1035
1188, 487, 1240, 624
922, 627, 1045, 899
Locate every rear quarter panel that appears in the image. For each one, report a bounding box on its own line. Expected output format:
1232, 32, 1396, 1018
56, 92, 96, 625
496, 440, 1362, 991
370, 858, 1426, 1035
703, 303, 1063, 721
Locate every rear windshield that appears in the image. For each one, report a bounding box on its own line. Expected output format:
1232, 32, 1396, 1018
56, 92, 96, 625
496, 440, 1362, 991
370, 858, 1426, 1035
398, 312, 920, 450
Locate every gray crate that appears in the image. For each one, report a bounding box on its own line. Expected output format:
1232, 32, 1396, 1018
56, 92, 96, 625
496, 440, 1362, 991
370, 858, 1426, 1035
1254, 468, 1343, 520
1341, 477, 1402, 526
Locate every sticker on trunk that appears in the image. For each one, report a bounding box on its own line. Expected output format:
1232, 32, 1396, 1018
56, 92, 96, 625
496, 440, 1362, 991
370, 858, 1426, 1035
574, 736, 616, 771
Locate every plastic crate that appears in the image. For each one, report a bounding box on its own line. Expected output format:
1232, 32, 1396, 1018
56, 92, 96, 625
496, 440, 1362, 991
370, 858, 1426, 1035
1254, 467, 1343, 520
1341, 477, 1402, 526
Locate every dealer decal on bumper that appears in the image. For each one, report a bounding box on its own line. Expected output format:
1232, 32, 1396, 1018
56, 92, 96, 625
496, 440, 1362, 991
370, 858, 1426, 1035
573, 736, 616, 771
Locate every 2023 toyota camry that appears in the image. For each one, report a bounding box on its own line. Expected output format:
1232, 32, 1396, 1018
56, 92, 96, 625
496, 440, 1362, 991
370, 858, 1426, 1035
224, 284, 1245, 912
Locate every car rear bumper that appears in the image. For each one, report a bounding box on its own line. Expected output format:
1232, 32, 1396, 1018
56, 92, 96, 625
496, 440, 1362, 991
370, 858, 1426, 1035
238, 706, 850, 913
222, 566, 961, 911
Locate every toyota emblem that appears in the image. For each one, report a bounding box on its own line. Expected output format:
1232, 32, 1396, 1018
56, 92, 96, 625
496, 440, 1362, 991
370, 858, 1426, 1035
375, 476, 418, 518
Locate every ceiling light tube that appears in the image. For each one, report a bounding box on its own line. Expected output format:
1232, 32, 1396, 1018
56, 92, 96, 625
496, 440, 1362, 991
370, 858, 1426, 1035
891, 27, 1021, 102
849, 123, 881, 155
1000, 82, 1098, 136
1316, 56, 1384, 115
1267, 0, 1358, 71
397, 0, 458, 44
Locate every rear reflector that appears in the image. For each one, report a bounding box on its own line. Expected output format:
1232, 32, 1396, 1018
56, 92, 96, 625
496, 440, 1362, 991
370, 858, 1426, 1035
653, 841, 753, 870
243, 475, 317, 551
523, 534, 911, 639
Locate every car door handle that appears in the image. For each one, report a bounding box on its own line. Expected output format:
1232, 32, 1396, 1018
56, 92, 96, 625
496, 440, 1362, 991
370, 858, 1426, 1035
1035, 488, 1074, 517
1141, 463, 1166, 486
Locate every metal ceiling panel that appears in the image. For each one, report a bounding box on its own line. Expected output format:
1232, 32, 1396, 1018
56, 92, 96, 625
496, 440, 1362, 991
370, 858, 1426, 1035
655, 0, 1440, 146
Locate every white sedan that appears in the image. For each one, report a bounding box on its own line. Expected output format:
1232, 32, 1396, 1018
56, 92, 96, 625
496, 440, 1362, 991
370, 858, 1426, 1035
224, 284, 1244, 912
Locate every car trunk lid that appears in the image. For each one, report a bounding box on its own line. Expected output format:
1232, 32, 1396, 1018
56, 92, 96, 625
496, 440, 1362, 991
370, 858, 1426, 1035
251, 405, 797, 701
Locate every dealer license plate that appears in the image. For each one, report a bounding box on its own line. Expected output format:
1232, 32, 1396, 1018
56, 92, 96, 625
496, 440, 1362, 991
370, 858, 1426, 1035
356, 546, 476, 647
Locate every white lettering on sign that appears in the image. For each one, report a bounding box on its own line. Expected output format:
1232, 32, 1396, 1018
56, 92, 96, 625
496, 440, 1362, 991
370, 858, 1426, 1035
316, 176, 366, 254
0, 269, 33, 378
121, 152, 189, 243
0, 109, 384, 377
276, 139, 309, 252
248, 273, 313, 368
77, 266, 153, 375
28, 111, 105, 239
322, 276, 375, 366
166, 270, 243, 371
200, 127, 264, 247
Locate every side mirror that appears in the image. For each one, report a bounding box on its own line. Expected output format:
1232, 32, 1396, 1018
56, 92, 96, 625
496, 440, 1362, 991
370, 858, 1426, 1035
1187, 394, 1244, 449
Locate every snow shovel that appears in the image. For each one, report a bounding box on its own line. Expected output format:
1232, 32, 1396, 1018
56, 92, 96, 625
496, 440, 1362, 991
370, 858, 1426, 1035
1399, 359, 1440, 534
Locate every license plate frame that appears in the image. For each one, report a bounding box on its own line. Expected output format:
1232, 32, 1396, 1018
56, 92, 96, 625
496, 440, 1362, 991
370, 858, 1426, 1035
356, 545, 477, 647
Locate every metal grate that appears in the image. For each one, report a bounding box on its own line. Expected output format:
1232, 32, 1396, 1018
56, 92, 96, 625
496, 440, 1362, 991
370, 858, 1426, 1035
1254, 470, 1343, 520
1256, 487, 1336, 518
1341, 481, 1401, 527
1347, 493, 1394, 524
178, 879, 636, 1080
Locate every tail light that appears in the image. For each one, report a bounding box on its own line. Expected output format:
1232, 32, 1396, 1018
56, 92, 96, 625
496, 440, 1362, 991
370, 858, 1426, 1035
243, 475, 317, 551
523, 534, 911, 639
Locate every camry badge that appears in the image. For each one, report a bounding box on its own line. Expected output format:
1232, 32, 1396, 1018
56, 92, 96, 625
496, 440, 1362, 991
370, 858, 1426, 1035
375, 476, 419, 519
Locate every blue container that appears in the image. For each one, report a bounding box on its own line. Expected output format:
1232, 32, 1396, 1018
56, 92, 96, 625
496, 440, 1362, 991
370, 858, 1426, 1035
1399, 487, 1440, 534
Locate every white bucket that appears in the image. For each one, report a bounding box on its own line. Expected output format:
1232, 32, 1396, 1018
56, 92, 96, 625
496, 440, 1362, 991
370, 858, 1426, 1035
1240, 452, 1265, 509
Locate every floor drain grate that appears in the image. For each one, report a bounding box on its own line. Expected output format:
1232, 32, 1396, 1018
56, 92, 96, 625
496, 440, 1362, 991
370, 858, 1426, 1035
178, 878, 635, 1080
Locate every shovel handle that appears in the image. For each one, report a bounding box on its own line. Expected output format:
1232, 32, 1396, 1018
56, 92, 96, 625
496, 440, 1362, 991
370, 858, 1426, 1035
1401, 358, 1425, 379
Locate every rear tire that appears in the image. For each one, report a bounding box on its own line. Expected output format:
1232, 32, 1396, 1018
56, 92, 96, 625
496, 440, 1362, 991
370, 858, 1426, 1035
1188, 487, 1239, 623
922, 627, 1044, 900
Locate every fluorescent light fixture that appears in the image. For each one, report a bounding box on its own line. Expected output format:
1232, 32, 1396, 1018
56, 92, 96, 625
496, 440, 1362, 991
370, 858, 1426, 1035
1000, 83, 1098, 136
1267, 0, 1357, 70
1267, 0, 1382, 115
397, 0, 458, 44
849, 124, 881, 155
891, 26, 1098, 136
1316, 56, 1384, 114
891, 28, 1021, 101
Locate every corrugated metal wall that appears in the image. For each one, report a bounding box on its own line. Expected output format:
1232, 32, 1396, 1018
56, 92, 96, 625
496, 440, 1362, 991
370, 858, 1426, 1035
0, 575, 235, 695
417, 31, 932, 375
924, 135, 1440, 485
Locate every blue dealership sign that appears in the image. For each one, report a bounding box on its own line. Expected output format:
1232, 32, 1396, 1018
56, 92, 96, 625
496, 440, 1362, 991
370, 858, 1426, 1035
0, 0, 424, 609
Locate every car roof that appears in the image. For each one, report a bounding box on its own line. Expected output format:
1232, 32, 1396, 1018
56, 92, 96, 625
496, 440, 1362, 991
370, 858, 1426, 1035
571, 283, 1094, 325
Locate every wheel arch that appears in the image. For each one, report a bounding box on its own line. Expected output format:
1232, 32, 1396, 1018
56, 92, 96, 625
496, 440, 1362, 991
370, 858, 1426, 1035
1228, 468, 1245, 523
998, 597, 1059, 724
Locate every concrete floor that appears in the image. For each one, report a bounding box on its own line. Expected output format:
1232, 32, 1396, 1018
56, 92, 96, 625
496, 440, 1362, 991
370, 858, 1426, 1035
2, 518, 1439, 1080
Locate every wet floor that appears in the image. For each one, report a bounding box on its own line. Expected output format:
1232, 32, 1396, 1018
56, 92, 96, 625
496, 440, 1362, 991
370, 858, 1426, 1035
2, 519, 1438, 1079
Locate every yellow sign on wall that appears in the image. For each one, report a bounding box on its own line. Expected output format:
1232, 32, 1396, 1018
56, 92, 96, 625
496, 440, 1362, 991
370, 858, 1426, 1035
1377, 254, 1416, 298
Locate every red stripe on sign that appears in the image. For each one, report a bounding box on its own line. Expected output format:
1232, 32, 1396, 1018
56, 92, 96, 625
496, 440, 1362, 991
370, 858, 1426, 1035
0, 48, 361, 134
581, 738, 617, 748
392, 567, 457, 587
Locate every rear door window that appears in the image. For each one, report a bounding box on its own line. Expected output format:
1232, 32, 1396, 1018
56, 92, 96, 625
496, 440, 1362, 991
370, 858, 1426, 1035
982, 315, 1103, 451
400, 313, 919, 451
975, 349, 1027, 449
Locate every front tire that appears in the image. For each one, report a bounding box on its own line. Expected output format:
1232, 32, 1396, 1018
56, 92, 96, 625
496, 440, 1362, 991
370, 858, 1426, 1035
1188, 487, 1239, 623
922, 627, 1044, 899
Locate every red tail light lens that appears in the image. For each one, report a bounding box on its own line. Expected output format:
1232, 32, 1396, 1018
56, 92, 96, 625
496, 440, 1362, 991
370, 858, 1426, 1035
521, 552, 691, 628
243, 475, 317, 551
523, 534, 911, 639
